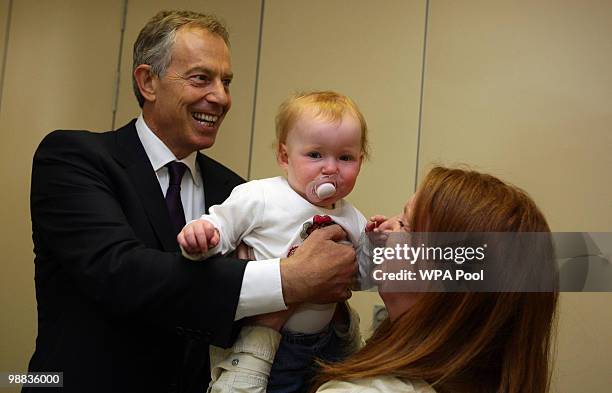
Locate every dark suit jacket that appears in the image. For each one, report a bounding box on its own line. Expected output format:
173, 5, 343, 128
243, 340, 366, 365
25, 120, 246, 393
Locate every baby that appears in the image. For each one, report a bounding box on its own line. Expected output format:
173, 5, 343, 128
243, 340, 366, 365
178, 91, 369, 393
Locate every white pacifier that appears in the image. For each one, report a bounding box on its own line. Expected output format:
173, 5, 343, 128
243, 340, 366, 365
315, 182, 336, 199
306, 175, 338, 203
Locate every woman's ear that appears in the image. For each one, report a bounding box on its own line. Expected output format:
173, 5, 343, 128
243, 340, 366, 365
277, 144, 289, 170
133, 64, 156, 104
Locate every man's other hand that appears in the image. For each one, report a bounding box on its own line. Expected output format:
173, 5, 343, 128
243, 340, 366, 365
280, 224, 356, 305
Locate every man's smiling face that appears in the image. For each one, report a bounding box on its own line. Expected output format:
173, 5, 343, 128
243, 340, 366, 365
145, 26, 233, 158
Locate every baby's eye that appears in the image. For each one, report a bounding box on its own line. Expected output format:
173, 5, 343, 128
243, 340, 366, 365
339, 154, 355, 161
307, 152, 322, 159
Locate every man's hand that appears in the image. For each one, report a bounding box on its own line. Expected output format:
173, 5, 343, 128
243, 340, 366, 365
280, 224, 356, 305
236, 241, 256, 260
177, 219, 220, 255
247, 306, 297, 331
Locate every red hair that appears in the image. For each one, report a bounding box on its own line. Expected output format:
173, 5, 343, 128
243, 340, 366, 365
312, 167, 557, 393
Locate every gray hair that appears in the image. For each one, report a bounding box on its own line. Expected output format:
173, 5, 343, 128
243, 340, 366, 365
132, 10, 230, 107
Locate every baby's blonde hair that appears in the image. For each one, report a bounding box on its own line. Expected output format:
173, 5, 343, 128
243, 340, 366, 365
275, 91, 370, 159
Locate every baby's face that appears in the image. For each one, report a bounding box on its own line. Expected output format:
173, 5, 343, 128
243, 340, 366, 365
278, 110, 363, 207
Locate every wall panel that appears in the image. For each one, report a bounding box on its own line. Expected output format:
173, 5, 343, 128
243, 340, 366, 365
419, 1, 612, 391
115, 0, 262, 178
0, 0, 9, 100
419, 0, 612, 232
251, 0, 427, 332
0, 0, 123, 386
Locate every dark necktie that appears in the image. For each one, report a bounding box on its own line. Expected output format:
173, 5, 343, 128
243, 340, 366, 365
165, 161, 188, 235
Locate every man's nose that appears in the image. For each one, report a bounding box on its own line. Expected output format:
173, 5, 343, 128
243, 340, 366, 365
205, 80, 230, 107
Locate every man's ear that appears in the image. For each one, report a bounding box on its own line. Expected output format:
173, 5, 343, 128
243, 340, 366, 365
277, 144, 289, 170
133, 64, 157, 103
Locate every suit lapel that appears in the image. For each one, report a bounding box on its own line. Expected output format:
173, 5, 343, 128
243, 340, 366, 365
111, 121, 178, 251
196, 152, 231, 213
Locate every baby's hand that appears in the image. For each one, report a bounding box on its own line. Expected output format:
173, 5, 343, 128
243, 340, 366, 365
177, 219, 220, 255
366, 214, 407, 233
365, 215, 388, 232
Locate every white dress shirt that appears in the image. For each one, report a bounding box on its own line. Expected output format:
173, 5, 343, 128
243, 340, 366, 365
135, 114, 285, 320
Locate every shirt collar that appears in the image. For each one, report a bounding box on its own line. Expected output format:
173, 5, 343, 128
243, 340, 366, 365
135, 114, 201, 186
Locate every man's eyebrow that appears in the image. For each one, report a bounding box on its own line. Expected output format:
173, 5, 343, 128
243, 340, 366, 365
184, 66, 233, 79
184, 66, 209, 75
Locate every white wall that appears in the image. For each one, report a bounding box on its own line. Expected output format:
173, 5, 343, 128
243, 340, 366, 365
0, 1, 610, 392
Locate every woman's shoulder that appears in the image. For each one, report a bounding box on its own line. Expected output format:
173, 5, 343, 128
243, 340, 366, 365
317, 376, 436, 393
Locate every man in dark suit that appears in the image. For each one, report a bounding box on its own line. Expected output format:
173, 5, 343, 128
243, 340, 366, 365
25, 10, 356, 393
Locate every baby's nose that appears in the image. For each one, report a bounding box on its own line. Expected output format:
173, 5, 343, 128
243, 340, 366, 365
321, 158, 338, 174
